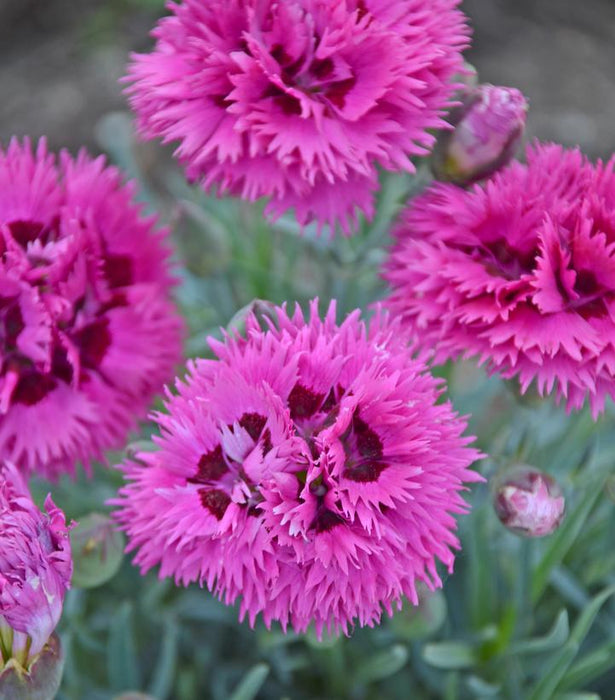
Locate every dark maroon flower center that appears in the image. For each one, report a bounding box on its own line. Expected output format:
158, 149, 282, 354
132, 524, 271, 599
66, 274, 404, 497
193, 382, 391, 526
1, 302, 24, 350
287, 381, 390, 484
482, 238, 538, 280
355, 0, 370, 21
462, 222, 612, 319
0, 218, 133, 407
308, 478, 346, 533
103, 254, 133, 288
11, 370, 57, 406
212, 17, 359, 116
342, 412, 388, 483
239, 412, 267, 441
192, 412, 270, 520
265, 40, 357, 114
569, 272, 607, 317
198, 489, 231, 521
311, 506, 345, 533
288, 384, 325, 420
76, 319, 112, 370
7, 218, 58, 247
189, 445, 228, 485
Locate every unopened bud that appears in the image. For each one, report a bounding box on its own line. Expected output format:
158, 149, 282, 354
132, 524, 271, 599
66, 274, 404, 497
492, 465, 565, 537
389, 587, 447, 641
70, 513, 125, 589
433, 84, 528, 185
227, 299, 278, 335
0, 462, 72, 688
0, 633, 64, 700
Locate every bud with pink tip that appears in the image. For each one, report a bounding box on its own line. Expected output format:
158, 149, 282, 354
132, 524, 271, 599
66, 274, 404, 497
0, 462, 72, 698
493, 465, 565, 537
432, 84, 528, 185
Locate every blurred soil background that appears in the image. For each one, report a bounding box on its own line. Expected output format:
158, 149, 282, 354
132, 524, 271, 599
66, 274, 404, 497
1, 0, 615, 158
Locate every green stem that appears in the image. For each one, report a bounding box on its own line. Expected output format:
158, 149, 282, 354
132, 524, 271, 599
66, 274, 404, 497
320, 641, 346, 698
514, 538, 532, 640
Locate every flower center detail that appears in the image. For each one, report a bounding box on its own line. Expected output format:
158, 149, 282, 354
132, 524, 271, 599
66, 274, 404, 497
0, 218, 131, 408
191, 411, 270, 519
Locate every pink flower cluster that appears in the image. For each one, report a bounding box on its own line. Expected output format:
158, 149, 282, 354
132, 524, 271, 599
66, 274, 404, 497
0, 462, 71, 666
112, 301, 481, 635
126, 0, 469, 235
385, 143, 615, 416
0, 139, 183, 478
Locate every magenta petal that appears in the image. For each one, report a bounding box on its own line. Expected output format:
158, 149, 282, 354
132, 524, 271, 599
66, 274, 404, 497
111, 299, 482, 636
126, 0, 469, 235
0, 462, 72, 661
0, 138, 184, 478
384, 141, 615, 417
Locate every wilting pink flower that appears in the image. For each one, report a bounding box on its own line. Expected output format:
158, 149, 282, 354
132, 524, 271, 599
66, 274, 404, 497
0, 138, 183, 478
492, 465, 565, 537
112, 300, 482, 636
384, 142, 615, 416
126, 0, 469, 235
431, 84, 528, 184
0, 461, 72, 666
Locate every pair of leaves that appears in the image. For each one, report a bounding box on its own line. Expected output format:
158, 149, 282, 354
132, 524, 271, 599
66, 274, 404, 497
424, 586, 615, 699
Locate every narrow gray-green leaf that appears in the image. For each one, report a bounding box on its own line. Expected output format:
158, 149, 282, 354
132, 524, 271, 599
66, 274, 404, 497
559, 639, 615, 690
147, 620, 179, 700
465, 675, 501, 697
423, 641, 477, 670
228, 663, 269, 700
531, 484, 604, 604
107, 602, 141, 692
354, 644, 408, 684
468, 507, 498, 629
528, 585, 615, 700
508, 610, 569, 656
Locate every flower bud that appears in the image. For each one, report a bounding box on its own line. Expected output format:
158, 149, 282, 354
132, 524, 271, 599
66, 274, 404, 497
70, 513, 124, 589
492, 465, 565, 537
389, 587, 447, 641
0, 633, 64, 700
0, 462, 72, 689
227, 299, 279, 335
432, 84, 528, 185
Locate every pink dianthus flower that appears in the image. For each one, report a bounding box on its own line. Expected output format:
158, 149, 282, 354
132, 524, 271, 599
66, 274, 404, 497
384, 142, 615, 416
0, 461, 72, 666
112, 300, 482, 636
0, 138, 183, 478
126, 0, 469, 235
